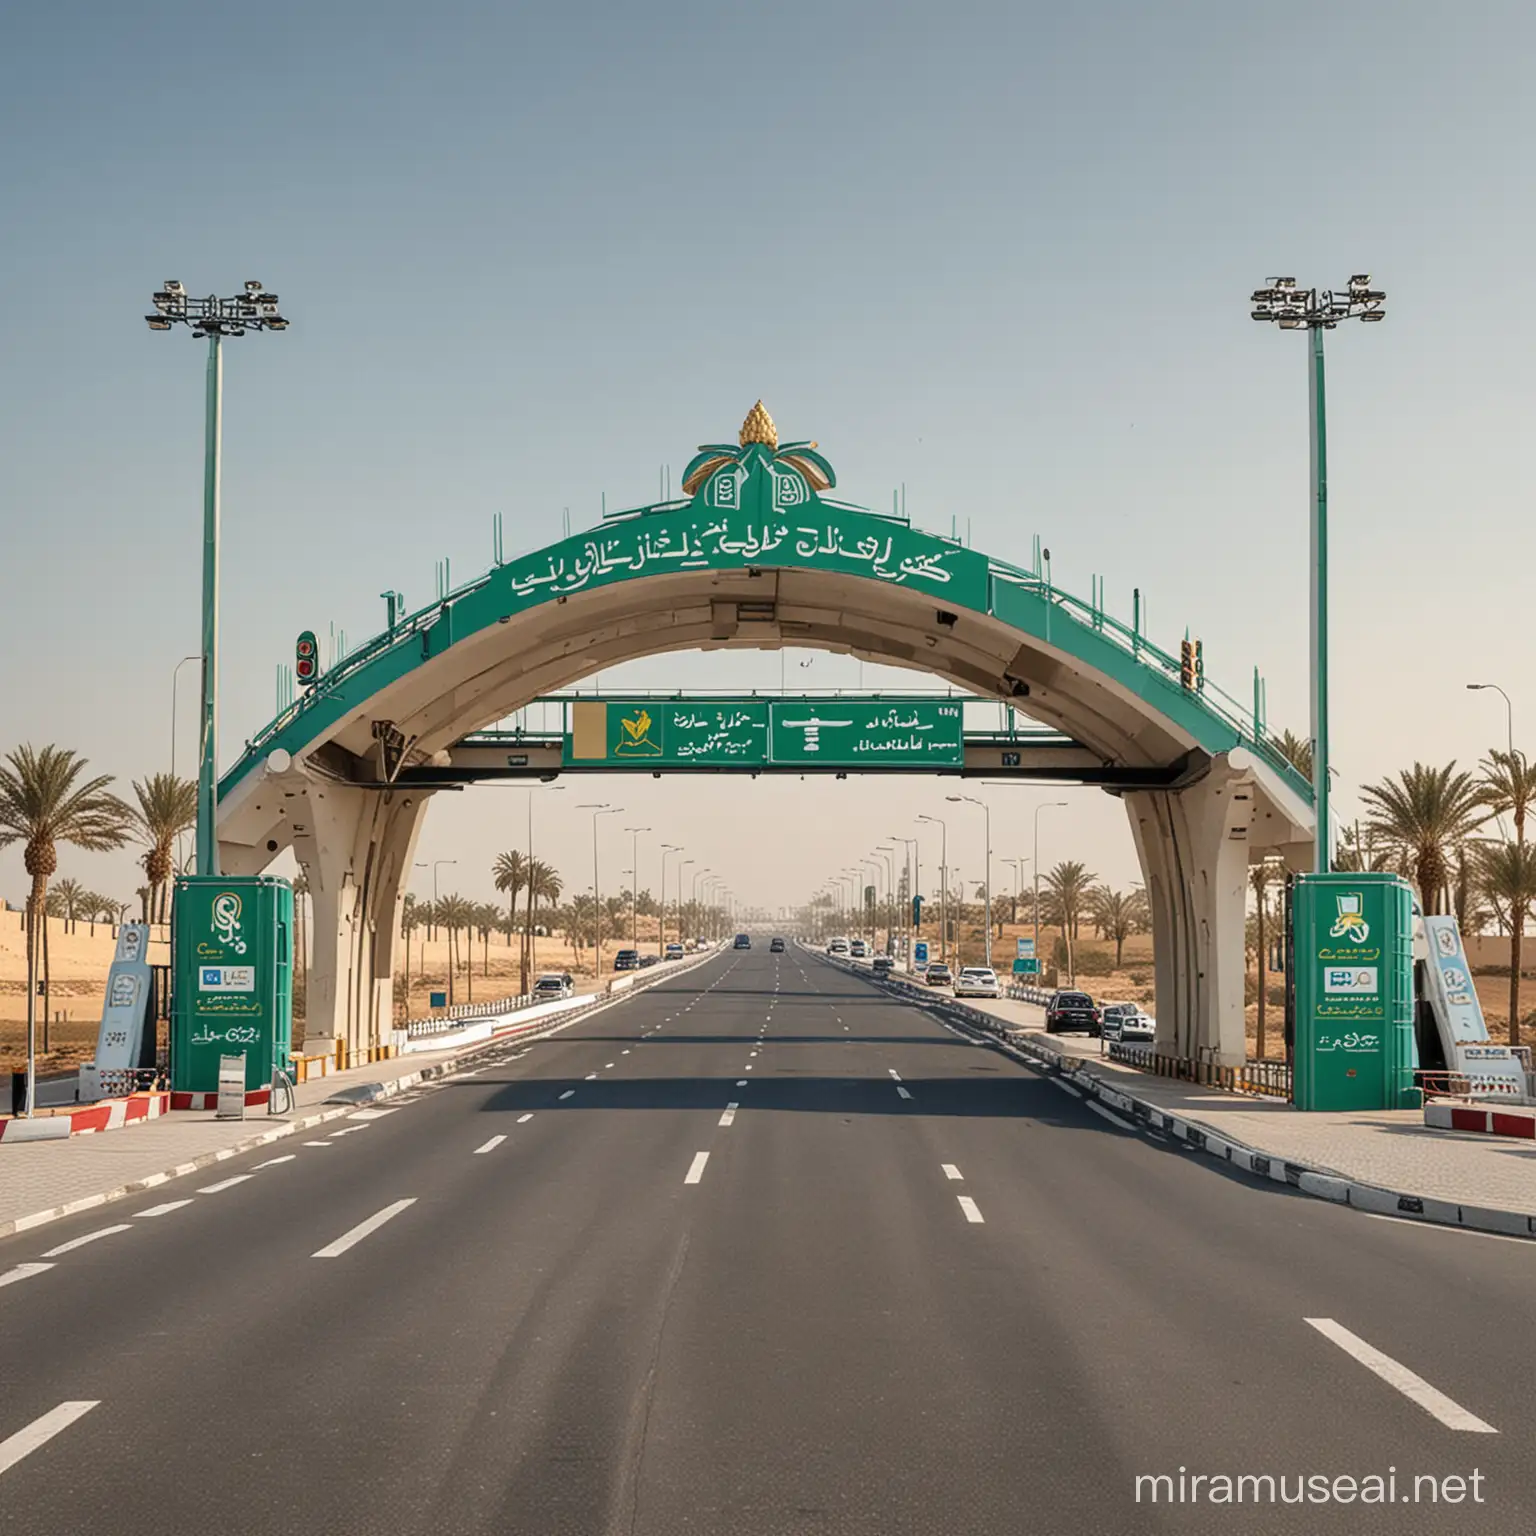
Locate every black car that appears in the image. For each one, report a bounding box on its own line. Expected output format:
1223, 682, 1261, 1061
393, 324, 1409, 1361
1045, 990, 1102, 1036
770, 937, 785, 952
614, 949, 640, 971
733, 933, 752, 950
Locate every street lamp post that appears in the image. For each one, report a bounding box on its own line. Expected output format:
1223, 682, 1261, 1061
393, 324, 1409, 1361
891, 835, 918, 959
1034, 802, 1068, 972
146, 280, 289, 877
691, 867, 712, 945
1251, 274, 1385, 874
948, 795, 992, 968
875, 846, 896, 952
659, 845, 681, 955
916, 814, 948, 963
577, 804, 623, 972
625, 826, 651, 947
1467, 683, 1515, 759
677, 859, 695, 948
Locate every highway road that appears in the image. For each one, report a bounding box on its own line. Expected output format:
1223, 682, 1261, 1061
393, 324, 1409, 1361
1, 945, 1533, 1533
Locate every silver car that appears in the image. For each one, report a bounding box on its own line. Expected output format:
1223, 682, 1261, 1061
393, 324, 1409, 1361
953, 966, 1001, 999
1101, 1003, 1155, 1043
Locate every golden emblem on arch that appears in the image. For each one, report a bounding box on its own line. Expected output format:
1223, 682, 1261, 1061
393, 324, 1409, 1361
615, 708, 662, 757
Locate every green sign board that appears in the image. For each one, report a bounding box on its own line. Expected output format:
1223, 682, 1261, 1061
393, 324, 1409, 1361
171, 875, 294, 1095
568, 699, 767, 766
1292, 873, 1416, 1111
565, 696, 964, 769
1012, 958, 1039, 975
767, 699, 962, 766
500, 439, 988, 617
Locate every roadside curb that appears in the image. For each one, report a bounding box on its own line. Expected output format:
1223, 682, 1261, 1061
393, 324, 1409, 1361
810, 945, 1536, 1241
0, 947, 718, 1243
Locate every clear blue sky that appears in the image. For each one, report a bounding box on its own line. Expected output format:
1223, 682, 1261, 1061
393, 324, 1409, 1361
3, 0, 1533, 911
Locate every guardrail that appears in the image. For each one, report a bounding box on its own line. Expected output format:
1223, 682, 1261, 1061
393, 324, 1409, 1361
1106, 1041, 1292, 1099
405, 991, 538, 1038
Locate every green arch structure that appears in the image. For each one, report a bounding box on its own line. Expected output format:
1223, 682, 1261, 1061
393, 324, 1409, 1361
218, 411, 1314, 1071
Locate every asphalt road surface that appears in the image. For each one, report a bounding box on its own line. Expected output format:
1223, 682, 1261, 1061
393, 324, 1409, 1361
1, 946, 1532, 1534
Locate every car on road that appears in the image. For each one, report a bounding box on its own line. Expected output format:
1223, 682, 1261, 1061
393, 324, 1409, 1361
1100, 1002, 1155, 1043
827, 936, 850, 955
639, 953, 659, 968
923, 962, 953, 987
953, 966, 1001, 998
664, 942, 685, 961
733, 933, 752, 950
871, 955, 895, 978
1045, 990, 1102, 1035
849, 939, 869, 959
614, 949, 640, 971
534, 972, 574, 999
770, 937, 785, 952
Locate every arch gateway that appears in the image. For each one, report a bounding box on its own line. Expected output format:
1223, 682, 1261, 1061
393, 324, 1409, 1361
217, 404, 1313, 1067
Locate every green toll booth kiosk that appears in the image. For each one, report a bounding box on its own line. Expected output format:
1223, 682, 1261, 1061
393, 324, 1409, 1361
171, 876, 294, 1097
1292, 872, 1418, 1112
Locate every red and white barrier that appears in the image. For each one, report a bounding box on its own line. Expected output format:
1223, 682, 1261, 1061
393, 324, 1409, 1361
0, 1091, 171, 1143
1424, 1102, 1536, 1140
169, 1086, 272, 1112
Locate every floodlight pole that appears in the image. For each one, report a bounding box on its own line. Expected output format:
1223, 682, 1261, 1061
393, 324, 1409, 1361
1308, 322, 1330, 877
197, 334, 223, 876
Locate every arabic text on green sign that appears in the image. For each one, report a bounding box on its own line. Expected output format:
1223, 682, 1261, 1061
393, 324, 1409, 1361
577, 700, 768, 766
768, 700, 963, 766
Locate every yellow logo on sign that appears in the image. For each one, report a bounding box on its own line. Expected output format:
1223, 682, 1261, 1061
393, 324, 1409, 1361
616, 708, 662, 757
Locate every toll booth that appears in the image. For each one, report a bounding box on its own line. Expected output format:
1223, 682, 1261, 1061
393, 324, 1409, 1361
171, 876, 294, 1097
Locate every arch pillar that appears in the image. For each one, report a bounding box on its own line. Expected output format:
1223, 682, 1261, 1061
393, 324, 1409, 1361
249, 776, 430, 1062
1122, 755, 1259, 1068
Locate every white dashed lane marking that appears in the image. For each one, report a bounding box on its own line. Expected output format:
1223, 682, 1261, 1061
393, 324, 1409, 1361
719, 1103, 739, 1127
312, 1199, 417, 1259
0, 1401, 99, 1479
137, 1200, 193, 1217
474, 1136, 507, 1155
942, 1165, 963, 1181
684, 1152, 710, 1185
559, 1090, 576, 1100
0, 1264, 53, 1291
957, 1196, 985, 1224
41, 1225, 132, 1258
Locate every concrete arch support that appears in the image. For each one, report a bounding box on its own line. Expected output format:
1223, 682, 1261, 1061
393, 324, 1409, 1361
1123, 755, 1259, 1067
235, 774, 431, 1062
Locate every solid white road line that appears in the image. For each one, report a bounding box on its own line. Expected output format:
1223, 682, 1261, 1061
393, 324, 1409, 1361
896, 1086, 913, 1100
197, 1175, 255, 1193
559, 1090, 575, 1099
0, 1402, 99, 1479
1086, 1101, 1137, 1132
474, 1136, 507, 1154
957, 1196, 985, 1224
1051, 1079, 1083, 1098
684, 1152, 710, 1185
41, 1225, 133, 1258
252, 1155, 297, 1169
942, 1164, 964, 1181
1304, 1318, 1497, 1433
719, 1104, 739, 1127
1364, 1213, 1535, 1245
517, 1113, 534, 1123
137, 1200, 193, 1218
313, 1199, 417, 1259
0, 1263, 54, 1290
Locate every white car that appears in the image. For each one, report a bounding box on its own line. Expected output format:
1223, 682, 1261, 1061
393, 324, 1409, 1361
533, 972, 573, 999
1101, 1003, 1155, 1043
850, 939, 869, 959
827, 937, 850, 956
953, 966, 1001, 998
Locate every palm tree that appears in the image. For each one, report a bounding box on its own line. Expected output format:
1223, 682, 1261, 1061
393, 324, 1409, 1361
1476, 841, 1536, 1045
1043, 860, 1096, 984
1479, 749, 1536, 846
131, 772, 197, 925
1086, 885, 1147, 969
400, 893, 421, 1007
1274, 729, 1313, 779
52, 877, 88, 934
0, 744, 131, 1101
435, 894, 474, 1005
1359, 762, 1485, 913
523, 860, 562, 991
492, 849, 528, 958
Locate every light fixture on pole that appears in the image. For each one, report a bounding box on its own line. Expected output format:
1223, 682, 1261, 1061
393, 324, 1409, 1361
1250, 273, 1384, 873
625, 826, 651, 947
659, 845, 682, 956
1034, 802, 1068, 968
1466, 683, 1515, 760
875, 845, 896, 952
916, 814, 949, 963
146, 279, 290, 878
577, 804, 623, 969
947, 795, 992, 968
677, 858, 695, 949
891, 835, 918, 956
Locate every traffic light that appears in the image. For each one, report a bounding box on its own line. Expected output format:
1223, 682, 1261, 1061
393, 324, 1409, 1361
295, 630, 319, 686
912, 894, 924, 929
1180, 637, 1195, 690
